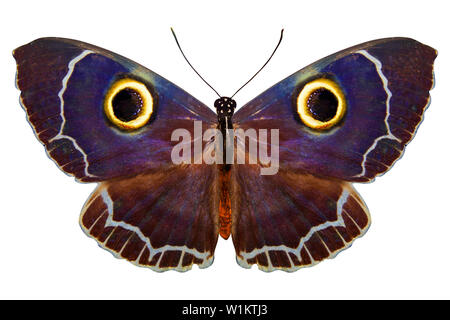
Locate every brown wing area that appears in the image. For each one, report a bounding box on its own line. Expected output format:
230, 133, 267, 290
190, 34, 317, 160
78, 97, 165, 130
231, 165, 370, 272
80, 165, 219, 272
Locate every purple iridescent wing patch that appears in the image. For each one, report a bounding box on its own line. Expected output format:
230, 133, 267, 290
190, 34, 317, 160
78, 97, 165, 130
234, 38, 437, 182
14, 38, 216, 182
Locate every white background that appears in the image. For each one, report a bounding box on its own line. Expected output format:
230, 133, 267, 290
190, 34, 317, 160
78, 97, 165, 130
1, 0, 449, 299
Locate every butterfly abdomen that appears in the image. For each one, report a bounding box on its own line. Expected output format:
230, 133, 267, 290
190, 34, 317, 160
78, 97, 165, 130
218, 166, 232, 239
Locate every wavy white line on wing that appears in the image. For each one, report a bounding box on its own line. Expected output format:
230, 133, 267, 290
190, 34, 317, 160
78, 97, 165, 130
237, 188, 356, 271
49, 50, 96, 178
99, 188, 212, 270
354, 50, 401, 178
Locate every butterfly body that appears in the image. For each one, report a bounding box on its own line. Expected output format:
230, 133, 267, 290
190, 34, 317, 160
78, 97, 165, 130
14, 36, 436, 272
213, 96, 237, 239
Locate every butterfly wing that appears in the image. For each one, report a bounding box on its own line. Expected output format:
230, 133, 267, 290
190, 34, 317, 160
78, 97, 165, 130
14, 38, 219, 271
81, 165, 219, 271
234, 38, 437, 182
231, 38, 436, 271
232, 166, 370, 271
14, 37, 216, 182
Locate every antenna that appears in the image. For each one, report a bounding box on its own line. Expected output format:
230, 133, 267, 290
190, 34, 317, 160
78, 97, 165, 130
230, 29, 284, 99
170, 28, 221, 98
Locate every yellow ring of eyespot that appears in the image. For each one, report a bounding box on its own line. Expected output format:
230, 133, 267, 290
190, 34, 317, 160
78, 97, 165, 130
104, 78, 153, 130
296, 78, 346, 130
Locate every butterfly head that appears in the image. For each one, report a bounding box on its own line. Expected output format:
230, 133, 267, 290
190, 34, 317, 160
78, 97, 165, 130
214, 97, 236, 122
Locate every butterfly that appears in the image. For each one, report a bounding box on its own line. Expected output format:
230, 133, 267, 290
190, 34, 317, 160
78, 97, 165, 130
13, 34, 436, 272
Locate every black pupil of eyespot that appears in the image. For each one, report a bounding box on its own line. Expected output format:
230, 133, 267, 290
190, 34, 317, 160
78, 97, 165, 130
307, 88, 338, 122
112, 88, 143, 122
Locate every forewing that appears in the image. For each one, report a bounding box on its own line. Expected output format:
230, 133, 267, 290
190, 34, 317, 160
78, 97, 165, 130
14, 37, 216, 182
234, 38, 437, 182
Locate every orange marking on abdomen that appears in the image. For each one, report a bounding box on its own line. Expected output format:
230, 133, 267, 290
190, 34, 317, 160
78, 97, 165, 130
219, 167, 232, 239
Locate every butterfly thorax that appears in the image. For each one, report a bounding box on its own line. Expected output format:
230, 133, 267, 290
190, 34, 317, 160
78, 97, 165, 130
214, 96, 236, 168
214, 97, 236, 239
214, 96, 236, 127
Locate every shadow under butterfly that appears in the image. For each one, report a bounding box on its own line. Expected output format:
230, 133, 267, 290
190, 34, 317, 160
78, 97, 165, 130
13, 30, 437, 272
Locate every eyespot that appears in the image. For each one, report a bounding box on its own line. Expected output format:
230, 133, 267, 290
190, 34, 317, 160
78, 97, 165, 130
104, 78, 153, 130
296, 78, 346, 130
